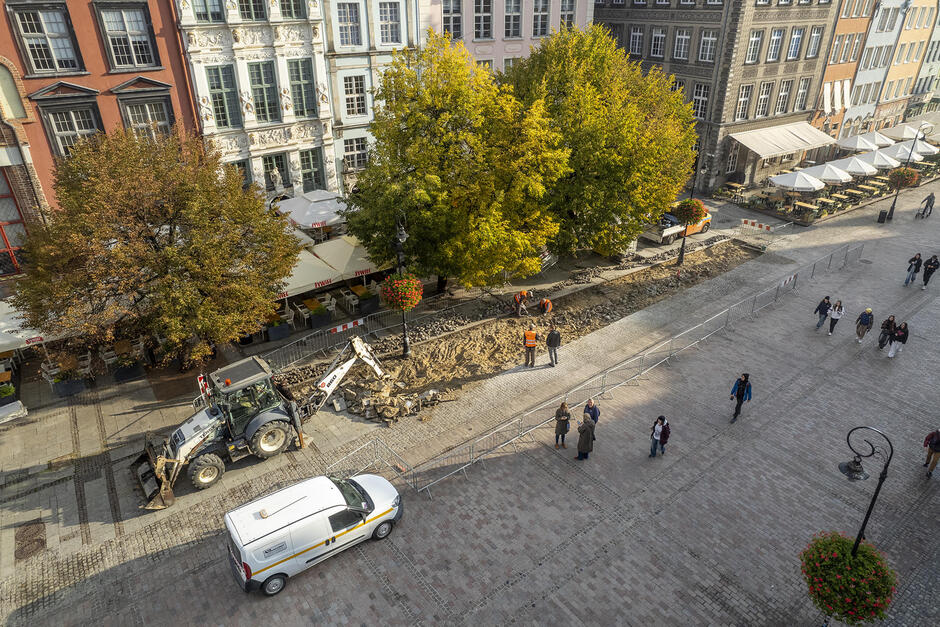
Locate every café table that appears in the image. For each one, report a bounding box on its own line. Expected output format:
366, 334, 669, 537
794, 201, 819, 211
858, 185, 878, 192
350, 284, 371, 298
845, 189, 866, 197
831, 193, 850, 201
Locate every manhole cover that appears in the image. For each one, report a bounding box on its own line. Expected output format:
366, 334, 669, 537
859, 259, 873, 264
14, 520, 45, 561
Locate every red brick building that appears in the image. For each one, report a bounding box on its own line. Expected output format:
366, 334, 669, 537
0, 0, 197, 278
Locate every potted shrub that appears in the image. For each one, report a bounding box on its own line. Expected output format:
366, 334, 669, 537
800, 531, 897, 626
888, 166, 920, 190
357, 287, 380, 314
309, 301, 332, 328
113, 354, 145, 383
381, 273, 424, 312
0, 383, 16, 407
266, 318, 291, 341
53, 370, 85, 397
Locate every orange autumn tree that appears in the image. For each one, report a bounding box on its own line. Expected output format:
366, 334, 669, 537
10, 127, 299, 364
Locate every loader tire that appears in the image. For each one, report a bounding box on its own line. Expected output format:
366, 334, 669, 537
250, 421, 291, 459
188, 454, 225, 490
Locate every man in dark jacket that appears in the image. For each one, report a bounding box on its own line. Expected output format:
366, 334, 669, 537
921, 192, 935, 217
814, 296, 831, 330
924, 429, 940, 478
904, 253, 922, 286
922, 255, 939, 290
730, 373, 751, 422
855, 308, 874, 343
575, 416, 595, 460
546, 326, 561, 366
583, 398, 599, 444
877, 316, 896, 349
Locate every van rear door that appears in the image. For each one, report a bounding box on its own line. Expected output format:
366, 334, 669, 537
227, 534, 248, 592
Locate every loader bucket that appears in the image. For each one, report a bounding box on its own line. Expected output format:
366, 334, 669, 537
132, 446, 176, 510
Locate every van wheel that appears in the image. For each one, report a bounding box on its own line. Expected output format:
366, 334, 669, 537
372, 521, 393, 540
251, 421, 291, 459
700, 222, 710, 234
262, 574, 287, 596
188, 453, 225, 490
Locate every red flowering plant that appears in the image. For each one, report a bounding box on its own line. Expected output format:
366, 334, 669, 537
381, 273, 423, 312
888, 167, 919, 190
799, 531, 897, 625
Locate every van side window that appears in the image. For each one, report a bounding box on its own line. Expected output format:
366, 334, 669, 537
328, 509, 362, 532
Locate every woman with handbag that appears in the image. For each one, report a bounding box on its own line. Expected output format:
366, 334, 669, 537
554, 402, 571, 449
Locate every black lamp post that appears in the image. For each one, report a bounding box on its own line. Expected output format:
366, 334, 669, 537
679, 150, 714, 265
887, 122, 928, 221
838, 426, 894, 557
393, 220, 411, 358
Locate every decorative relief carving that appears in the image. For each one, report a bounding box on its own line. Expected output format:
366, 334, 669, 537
240, 90, 254, 114
226, 0, 237, 9
193, 53, 238, 64
741, 67, 758, 79
317, 83, 329, 104
235, 50, 278, 60
212, 134, 250, 154
232, 27, 242, 43
753, 9, 828, 23
187, 29, 228, 50
245, 122, 324, 149
180, 0, 191, 8
198, 96, 214, 122
762, 64, 780, 76
619, 10, 721, 22
784, 62, 798, 73
279, 87, 293, 112
274, 24, 305, 42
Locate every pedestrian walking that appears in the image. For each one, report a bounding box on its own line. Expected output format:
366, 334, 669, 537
921, 192, 935, 217
649, 415, 670, 458
730, 373, 751, 422
546, 325, 561, 367
877, 315, 896, 349
827, 300, 845, 336
554, 402, 571, 449
904, 253, 922, 286
814, 296, 832, 330
575, 415, 595, 460
922, 255, 939, 290
924, 428, 940, 478
887, 322, 909, 358
522, 323, 539, 367
855, 308, 874, 343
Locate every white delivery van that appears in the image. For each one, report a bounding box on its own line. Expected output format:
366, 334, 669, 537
225, 474, 402, 596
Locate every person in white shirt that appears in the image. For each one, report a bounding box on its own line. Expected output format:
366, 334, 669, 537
827, 300, 845, 336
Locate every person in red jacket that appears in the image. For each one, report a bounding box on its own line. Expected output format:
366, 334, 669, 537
924, 429, 940, 478
649, 416, 670, 457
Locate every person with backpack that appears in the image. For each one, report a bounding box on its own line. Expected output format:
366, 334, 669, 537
887, 322, 909, 358
877, 316, 896, 350
729, 373, 752, 422
924, 429, 940, 478
827, 300, 845, 336
649, 416, 670, 458
922, 255, 939, 290
904, 253, 922, 286
814, 296, 831, 330
855, 308, 874, 343
920, 192, 935, 218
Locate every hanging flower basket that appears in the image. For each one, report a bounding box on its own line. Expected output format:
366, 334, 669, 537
799, 531, 897, 625
381, 273, 423, 312
888, 167, 919, 189
672, 198, 707, 226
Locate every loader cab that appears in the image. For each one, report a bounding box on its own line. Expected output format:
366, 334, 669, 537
209, 357, 282, 438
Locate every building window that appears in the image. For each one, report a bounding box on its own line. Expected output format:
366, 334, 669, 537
288, 59, 317, 118
698, 30, 717, 63
755, 81, 773, 117
829, 34, 844, 64
194, 0, 225, 22
45, 106, 101, 156
229, 159, 251, 188
299, 148, 326, 191
0, 172, 27, 276
927, 7, 936, 27
344, 137, 368, 169
861, 47, 874, 69
692, 83, 709, 119
673, 29, 690, 60
378, 2, 401, 44
726, 146, 738, 173
99, 8, 158, 70
344, 75, 367, 115
505, 0, 521, 37
248, 61, 280, 123
650, 28, 665, 58
745, 31, 763, 64
807, 26, 823, 58
895, 43, 906, 64
756, 0, 770, 5
766, 28, 784, 62
262, 154, 290, 191
477, 59, 493, 70
122, 99, 171, 139
795, 77, 811, 110
786, 27, 804, 60
775, 79, 792, 114
533, 0, 550, 37
443, 0, 462, 39
206, 65, 241, 128
630, 27, 644, 56
280, 0, 306, 19
338, 3, 362, 45
560, 0, 575, 28
238, 0, 267, 20
12, 8, 82, 74
735, 84, 753, 120
840, 34, 852, 63
503, 57, 518, 71
671, 79, 684, 92
848, 33, 861, 62
884, 80, 895, 99
904, 76, 912, 95
475, 0, 493, 39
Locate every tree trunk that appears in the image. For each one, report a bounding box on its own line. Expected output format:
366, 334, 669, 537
436, 275, 448, 294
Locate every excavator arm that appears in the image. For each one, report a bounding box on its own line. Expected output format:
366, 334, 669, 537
293, 336, 387, 422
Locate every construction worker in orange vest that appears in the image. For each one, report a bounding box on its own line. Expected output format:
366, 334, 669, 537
539, 298, 553, 314
514, 290, 530, 317
523, 323, 540, 367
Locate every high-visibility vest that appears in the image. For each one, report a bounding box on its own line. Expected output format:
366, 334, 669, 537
514, 291, 527, 304
540, 299, 552, 313
524, 330, 537, 347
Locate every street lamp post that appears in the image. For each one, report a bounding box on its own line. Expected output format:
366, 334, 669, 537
679, 150, 714, 265
887, 122, 929, 221
393, 220, 411, 358
837, 426, 894, 557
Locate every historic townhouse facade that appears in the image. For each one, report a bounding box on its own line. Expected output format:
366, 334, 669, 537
905, 0, 940, 116
176, 0, 338, 198
872, 0, 935, 127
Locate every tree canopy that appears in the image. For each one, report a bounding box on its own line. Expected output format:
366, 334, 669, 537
10, 127, 300, 364
341, 31, 569, 287
502, 25, 698, 256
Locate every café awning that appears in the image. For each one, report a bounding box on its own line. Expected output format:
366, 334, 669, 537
729, 122, 836, 159
276, 190, 347, 229
312, 235, 387, 281
0, 300, 45, 353
279, 249, 344, 297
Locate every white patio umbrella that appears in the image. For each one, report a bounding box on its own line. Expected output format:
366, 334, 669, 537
878, 143, 924, 162
856, 131, 895, 147
896, 138, 940, 156
836, 135, 879, 152
768, 170, 825, 191
856, 151, 902, 170
881, 122, 934, 140
828, 156, 879, 176
799, 163, 853, 184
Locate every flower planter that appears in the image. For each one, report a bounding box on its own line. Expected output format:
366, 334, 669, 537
54, 378, 85, 398
310, 311, 332, 328
114, 363, 145, 384
0, 394, 16, 407
358, 295, 380, 315
266, 323, 291, 342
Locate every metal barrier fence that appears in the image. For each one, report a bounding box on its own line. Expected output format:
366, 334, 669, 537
324, 438, 418, 490
325, 242, 864, 498
734, 221, 793, 251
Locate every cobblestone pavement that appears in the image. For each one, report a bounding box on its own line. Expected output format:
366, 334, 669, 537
1, 186, 938, 625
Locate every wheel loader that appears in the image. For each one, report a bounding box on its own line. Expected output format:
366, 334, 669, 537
132, 336, 386, 510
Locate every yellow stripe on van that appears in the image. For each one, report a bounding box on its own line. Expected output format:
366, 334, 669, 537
252, 507, 396, 577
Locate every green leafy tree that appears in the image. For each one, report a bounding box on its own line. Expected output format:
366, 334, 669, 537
671, 198, 707, 265
501, 25, 698, 255
341, 31, 570, 288
10, 127, 300, 364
